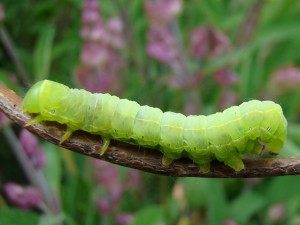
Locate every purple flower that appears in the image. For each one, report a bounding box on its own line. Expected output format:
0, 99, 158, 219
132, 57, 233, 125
218, 90, 239, 111
107, 17, 125, 49
0, 112, 9, 127
75, 65, 119, 93
146, 26, 178, 63
30, 150, 46, 169
222, 219, 238, 225
0, 4, 4, 23
189, 26, 231, 59
144, 0, 182, 25
81, 21, 107, 42
76, 0, 124, 93
97, 198, 112, 215
125, 169, 143, 190
92, 160, 120, 190
268, 203, 285, 223
189, 27, 209, 59
214, 68, 239, 87
4, 182, 42, 210
115, 213, 134, 225
270, 66, 300, 93
107, 17, 123, 34
19, 129, 39, 156
19, 129, 46, 169
80, 43, 109, 67
82, 8, 101, 25
83, 0, 99, 11
209, 29, 231, 58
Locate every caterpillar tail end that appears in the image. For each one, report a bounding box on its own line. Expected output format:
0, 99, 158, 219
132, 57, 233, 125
60, 127, 74, 144
162, 156, 173, 166
100, 137, 110, 155
24, 115, 44, 127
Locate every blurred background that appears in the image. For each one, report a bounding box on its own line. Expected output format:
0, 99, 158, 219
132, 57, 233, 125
1, 0, 300, 224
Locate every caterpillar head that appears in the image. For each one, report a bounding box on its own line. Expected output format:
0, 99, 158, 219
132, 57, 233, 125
23, 80, 69, 114
23, 81, 44, 113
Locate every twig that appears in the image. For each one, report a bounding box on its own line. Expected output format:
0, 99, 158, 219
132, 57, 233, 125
0, 82, 300, 178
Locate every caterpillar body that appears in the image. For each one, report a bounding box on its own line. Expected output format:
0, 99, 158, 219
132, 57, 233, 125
22, 80, 287, 172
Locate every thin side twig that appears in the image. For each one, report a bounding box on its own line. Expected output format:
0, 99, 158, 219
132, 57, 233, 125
1, 82, 300, 178
0, 26, 31, 87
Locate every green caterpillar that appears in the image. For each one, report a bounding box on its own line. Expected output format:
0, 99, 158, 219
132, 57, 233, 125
22, 80, 287, 172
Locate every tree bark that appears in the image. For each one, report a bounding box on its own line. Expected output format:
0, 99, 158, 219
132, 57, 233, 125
1, 82, 300, 178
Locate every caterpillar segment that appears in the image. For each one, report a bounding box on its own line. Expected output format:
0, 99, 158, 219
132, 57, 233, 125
22, 80, 288, 172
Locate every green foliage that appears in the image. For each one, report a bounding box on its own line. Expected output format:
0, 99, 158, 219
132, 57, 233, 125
1, 0, 300, 225
131, 206, 164, 225
33, 25, 55, 80
0, 208, 39, 225
230, 192, 265, 224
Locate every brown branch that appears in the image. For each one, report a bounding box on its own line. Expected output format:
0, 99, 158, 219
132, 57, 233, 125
1, 82, 300, 178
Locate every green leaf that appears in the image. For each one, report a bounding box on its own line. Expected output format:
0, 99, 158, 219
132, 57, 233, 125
0, 208, 39, 225
278, 138, 300, 157
33, 25, 55, 80
230, 192, 265, 224
38, 213, 66, 225
287, 124, 300, 146
131, 205, 164, 225
43, 142, 62, 191
205, 179, 228, 225
267, 176, 300, 203
181, 178, 209, 208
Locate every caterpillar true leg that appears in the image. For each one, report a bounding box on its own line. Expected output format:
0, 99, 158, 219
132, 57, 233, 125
60, 127, 74, 144
25, 115, 44, 127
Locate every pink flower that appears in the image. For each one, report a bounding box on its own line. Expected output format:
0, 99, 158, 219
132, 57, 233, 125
0, 4, 4, 22
19, 129, 39, 156
147, 26, 178, 63
107, 17, 125, 49
115, 213, 134, 225
19, 129, 46, 169
81, 8, 101, 24
268, 203, 285, 223
30, 150, 46, 169
0, 112, 9, 127
144, 0, 182, 25
92, 159, 121, 191
80, 43, 110, 67
189, 27, 209, 59
209, 29, 231, 58
4, 182, 42, 210
189, 26, 231, 59
76, 0, 125, 94
97, 198, 112, 215
75, 65, 119, 93
222, 219, 238, 225
218, 90, 239, 111
271, 66, 300, 92
83, 0, 99, 11
125, 169, 143, 190
214, 68, 239, 87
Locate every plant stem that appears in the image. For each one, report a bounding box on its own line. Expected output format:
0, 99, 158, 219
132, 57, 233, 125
0, 25, 31, 87
3, 126, 60, 215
